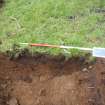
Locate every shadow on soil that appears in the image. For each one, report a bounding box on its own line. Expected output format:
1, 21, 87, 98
12, 53, 86, 76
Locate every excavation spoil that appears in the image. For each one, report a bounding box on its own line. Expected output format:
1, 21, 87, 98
0, 54, 105, 105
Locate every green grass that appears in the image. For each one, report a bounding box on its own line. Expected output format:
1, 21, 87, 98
0, 0, 105, 56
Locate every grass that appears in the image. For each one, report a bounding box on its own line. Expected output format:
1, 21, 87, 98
0, 0, 105, 56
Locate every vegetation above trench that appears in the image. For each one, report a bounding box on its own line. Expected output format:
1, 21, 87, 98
0, 0, 105, 57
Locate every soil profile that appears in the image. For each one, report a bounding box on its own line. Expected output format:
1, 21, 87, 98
0, 54, 105, 105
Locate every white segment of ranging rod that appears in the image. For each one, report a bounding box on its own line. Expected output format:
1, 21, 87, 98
60, 46, 93, 51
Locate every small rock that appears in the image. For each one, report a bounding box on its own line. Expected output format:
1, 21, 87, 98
36, 98, 40, 105
88, 98, 95, 102
39, 76, 47, 82
5, 76, 10, 80
1, 84, 7, 89
8, 97, 18, 105
82, 68, 88, 72
71, 90, 74, 93
88, 66, 93, 69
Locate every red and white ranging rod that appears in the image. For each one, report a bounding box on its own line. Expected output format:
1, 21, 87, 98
20, 43, 92, 51
20, 43, 105, 58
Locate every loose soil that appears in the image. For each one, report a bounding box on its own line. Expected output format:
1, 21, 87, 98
0, 53, 105, 105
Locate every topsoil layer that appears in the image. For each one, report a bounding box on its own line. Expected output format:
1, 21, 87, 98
0, 54, 105, 105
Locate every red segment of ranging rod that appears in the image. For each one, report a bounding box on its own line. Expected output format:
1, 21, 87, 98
30, 43, 60, 48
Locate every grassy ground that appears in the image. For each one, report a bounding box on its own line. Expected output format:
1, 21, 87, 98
0, 0, 105, 56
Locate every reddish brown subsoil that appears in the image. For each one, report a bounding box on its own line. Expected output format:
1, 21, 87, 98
0, 54, 105, 105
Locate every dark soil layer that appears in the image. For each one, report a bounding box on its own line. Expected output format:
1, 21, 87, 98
0, 54, 105, 105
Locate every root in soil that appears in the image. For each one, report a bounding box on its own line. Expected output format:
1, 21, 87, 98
0, 54, 105, 105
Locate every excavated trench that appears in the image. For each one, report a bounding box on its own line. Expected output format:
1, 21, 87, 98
0, 53, 105, 105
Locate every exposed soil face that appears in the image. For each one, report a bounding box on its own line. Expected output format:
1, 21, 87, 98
0, 54, 105, 105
